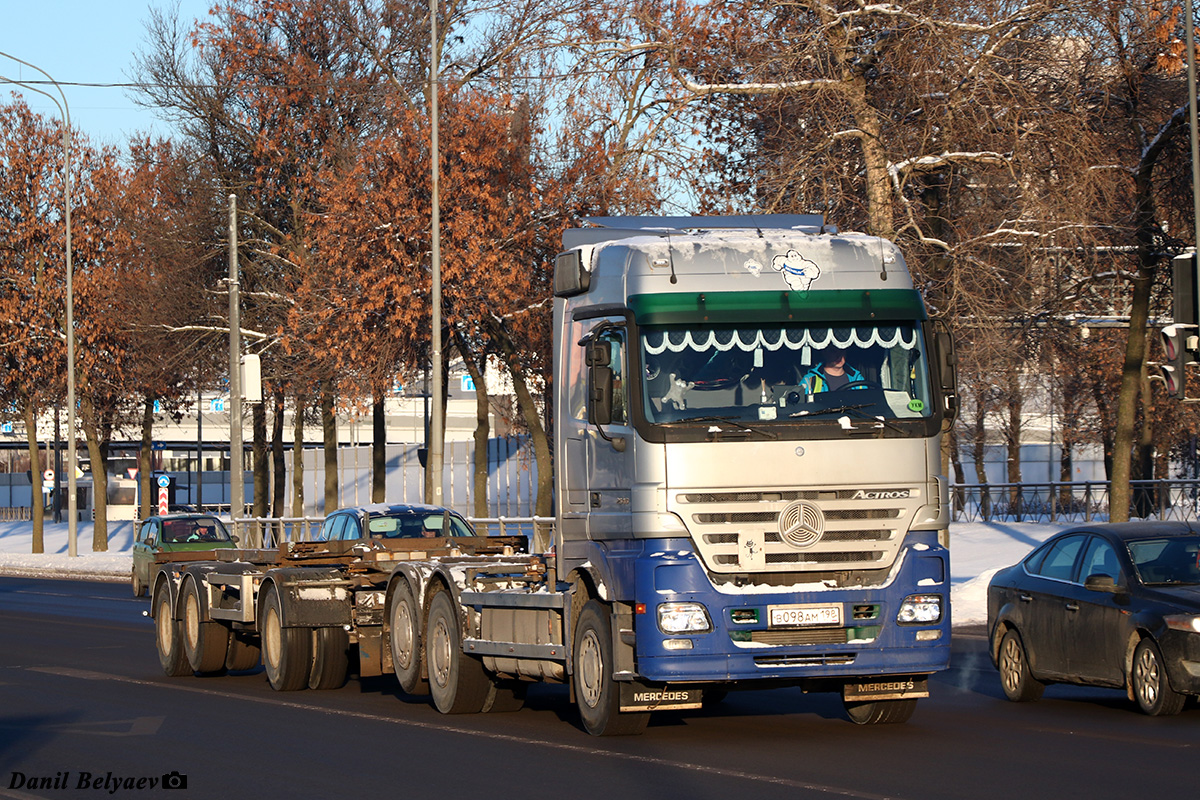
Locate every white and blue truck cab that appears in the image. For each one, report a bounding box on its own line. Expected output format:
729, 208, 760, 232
553, 215, 959, 729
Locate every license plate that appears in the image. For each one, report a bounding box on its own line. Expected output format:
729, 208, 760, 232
768, 604, 842, 627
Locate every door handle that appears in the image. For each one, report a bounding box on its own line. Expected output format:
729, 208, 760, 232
1065, 603, 1079, 612
1018, 593, 1033, 603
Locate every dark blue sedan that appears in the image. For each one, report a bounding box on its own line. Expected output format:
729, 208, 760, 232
987, 521, 1200, 715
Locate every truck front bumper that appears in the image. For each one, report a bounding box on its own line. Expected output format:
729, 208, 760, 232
631, 535, 951, 683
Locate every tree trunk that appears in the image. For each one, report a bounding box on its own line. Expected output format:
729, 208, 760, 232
252, 401, 268, 518
22, 398, 43, 554
292, 395, 305, 518
79, 395, 108, 552
372, 393, 386, 503
138, 398, 154, 520
271, 388, 286, 517
321, 385, 338, 513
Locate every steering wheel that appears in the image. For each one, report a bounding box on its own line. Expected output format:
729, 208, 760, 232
837, 380, 876, 392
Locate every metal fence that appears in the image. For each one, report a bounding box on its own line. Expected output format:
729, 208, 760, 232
950, 480, 1200, 524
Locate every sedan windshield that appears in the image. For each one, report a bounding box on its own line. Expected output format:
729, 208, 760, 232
1127, 536, 1200, 585
641, 322, 934, 427
162, 517, 231, 544
366, 512, 476, 538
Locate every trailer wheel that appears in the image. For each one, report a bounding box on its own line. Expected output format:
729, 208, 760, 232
388, 580, 428, 695
261, 584, 312, 691
225, 630, 261, 672
843, 698, 917, 725
181, 577, 229, 675
155, 588, 190, 677
425, 589, 490, 714
573, 600, 649, 736
482, 680, 527, 713
309, 627, 350, 690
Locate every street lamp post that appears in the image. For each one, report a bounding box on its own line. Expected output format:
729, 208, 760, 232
0, 53, 78, 557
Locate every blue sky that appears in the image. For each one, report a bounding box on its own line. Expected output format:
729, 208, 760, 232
1, 1, 213, 148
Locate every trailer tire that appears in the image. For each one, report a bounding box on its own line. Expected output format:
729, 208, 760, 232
181, 577, 229, 675
573, 600, 649, 736
155, 589, 190, 677
843, 698, 917, 725
261, 584, 312, 691
425, 589, 490, 714
309, 626, 350, 690
388, 580, 428, 695
225, 630, 261, 672
482, 680, 527, 713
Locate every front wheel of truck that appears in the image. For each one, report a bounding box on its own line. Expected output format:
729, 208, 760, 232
843, 698, 917, 725
573, 600, 649, 736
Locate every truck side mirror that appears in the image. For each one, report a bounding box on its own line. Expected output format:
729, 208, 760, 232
933, 323, 959, 423
589, 365, 614, 426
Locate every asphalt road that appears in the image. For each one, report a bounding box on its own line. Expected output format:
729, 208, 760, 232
0, 576, 1194, 800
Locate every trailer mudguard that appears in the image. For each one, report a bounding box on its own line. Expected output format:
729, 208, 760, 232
262, 567, 354, 628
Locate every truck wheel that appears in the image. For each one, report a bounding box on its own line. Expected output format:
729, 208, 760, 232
181, 577, 229, 675
155, 588, 191, 677
132, 569, 146, 598
261, 584, 312, 691
225, 630, 261, 672
425, 589, 490, 714
573, 600, 649, 736
482, 680, 527, 713
843, 698, 917, 725
388, 580, 428, 695
309, 627, 350, 690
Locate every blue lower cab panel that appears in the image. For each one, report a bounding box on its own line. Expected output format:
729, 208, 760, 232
631, 536, 950, 683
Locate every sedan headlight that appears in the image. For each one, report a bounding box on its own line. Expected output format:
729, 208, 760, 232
897, 594, 942, 625
1164, 614, 1200, 633
657, 602, 712, 634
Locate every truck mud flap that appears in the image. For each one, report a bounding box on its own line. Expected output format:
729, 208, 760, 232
618, 682, 704, 712
842, 676, 929, 702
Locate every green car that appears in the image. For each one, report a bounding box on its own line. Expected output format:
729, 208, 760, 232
132, 514, 237, 597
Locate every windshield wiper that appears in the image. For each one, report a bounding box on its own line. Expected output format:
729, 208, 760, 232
789, 402, 873, 418
790, 403, 904, 433
661, 415, 778, 439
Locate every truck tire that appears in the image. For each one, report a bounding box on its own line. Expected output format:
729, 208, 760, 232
261, 584, 312, 691
482, 680, 527, 713
573, 600, 649, 736
425, 588, 490, 714
155, 589, 191, 677
843, 698, 917, 725
225, 630, 261, 672
388, 580, 428, 695
309, 626, 350, 690
181, 576, 229, 675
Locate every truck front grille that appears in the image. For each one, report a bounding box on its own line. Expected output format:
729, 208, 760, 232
678, 486, 920, 574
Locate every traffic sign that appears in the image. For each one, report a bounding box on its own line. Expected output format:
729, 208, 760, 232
157, 475, 171, 488
43, 469, 54, 482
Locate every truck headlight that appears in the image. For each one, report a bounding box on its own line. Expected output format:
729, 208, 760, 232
657, 602, 712, 634
1164, 614, 1200, 633
896, 594, 942, 625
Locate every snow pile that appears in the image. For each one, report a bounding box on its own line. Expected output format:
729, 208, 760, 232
0, 518, 1072, 624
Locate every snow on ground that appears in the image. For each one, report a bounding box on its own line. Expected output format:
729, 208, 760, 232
0, 518, 1072, 626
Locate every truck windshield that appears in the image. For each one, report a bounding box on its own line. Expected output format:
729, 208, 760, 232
640, 322, 935, 428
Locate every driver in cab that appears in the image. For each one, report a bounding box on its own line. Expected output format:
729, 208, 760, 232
802, 348, 863, 394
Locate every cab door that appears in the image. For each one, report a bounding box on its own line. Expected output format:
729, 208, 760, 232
584, 322, 633, 539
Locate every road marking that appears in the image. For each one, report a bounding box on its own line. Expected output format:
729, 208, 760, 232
25, 667, 899, 799
0, 715, 165, 738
